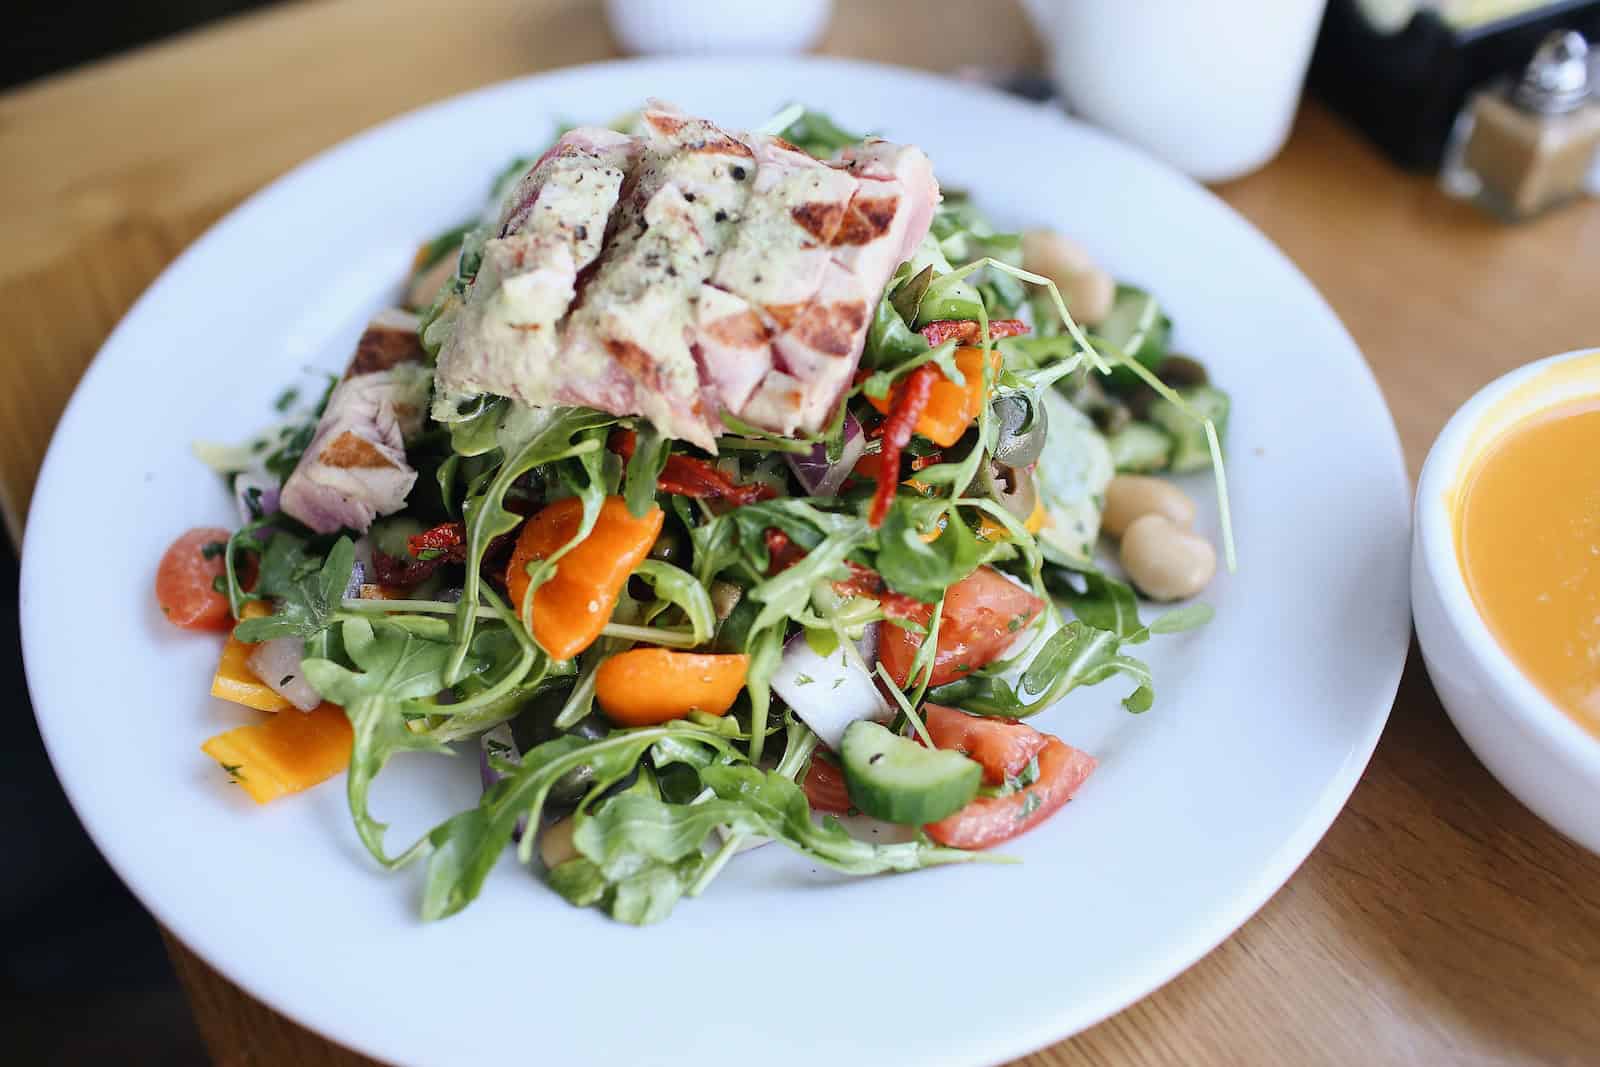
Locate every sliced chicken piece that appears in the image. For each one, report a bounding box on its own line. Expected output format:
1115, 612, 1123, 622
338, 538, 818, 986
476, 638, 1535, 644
741, 261, 873, 434
695, 135, 860, 416
727, 140, 940, 434
279, 310, 431, 535
433, 128, 638, 408
553, 103, 755, 450
711, 135, 859, 308
830, 139, 940, 287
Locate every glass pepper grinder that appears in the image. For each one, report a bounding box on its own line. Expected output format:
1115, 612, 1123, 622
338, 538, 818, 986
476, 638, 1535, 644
1441, 30, 1600, 221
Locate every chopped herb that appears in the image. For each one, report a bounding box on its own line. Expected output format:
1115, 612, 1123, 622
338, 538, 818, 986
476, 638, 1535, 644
793, 673, 814, 687
831, 678, 844, 689
1007, 614, 1024, 632
273, 387, 300, 412
1016, 792, 1042, 819
220, 762, 246, 783
279, 674, 295, 687
200, 541, 227, 560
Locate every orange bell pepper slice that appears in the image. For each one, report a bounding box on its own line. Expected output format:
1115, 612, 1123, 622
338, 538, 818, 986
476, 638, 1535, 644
505, 495, 663, 661
211, 600, 292, 713
594, 648, 750, 726
867, 346, 1002, 449
201, 702, 353, 804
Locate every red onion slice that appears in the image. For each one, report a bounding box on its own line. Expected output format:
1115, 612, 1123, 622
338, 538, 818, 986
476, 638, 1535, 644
785, 411, 864, 497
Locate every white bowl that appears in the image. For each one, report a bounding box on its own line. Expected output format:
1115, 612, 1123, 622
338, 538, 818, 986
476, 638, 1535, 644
1412, 347, 1600, 854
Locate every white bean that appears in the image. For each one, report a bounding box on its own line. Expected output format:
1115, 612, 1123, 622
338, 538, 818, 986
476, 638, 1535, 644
1102, 475, 1197, 539
1021, 228, 1115, 326
1120, 514, 1216, 601
539, 816, 579, 869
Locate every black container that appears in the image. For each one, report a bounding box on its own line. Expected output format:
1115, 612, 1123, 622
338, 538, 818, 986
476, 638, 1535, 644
1310, 0, 1600, 171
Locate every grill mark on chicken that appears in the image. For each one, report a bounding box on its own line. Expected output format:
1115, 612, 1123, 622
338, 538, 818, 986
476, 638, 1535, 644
831, 196, 899, 246
320, 431, 399, 470
788, 300, 869, 359
702, 308, 772, 347
347, 324, 426, 378
790, 200, 847, 241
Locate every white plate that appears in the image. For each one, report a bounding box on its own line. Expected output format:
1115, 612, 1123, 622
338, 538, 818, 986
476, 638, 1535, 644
21, 58, 1410, 1067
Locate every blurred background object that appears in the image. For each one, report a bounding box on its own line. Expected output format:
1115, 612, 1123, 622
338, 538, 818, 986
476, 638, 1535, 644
1311, 0, 1600, 172
605, 0, 832, 55
1018, 0, 1330, 182
1440, 29, 1600, 219
8, 0, 271, 89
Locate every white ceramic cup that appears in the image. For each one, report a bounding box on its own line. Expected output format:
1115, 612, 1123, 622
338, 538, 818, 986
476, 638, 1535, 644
605, 0, 833, 56
1018, 0, 1329, 183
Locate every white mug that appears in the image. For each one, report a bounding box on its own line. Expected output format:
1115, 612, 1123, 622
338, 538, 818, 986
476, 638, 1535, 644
605, 0, 834, 56
1019, 0, 1329, 183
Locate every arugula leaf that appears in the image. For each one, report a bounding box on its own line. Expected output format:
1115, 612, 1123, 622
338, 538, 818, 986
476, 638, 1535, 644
300, 617, 457, 866
418, 724, 742, 920
926, 620, 1154, 717
1146, 602, 1215, 636
1044, 564, 1144, 639
234, 536, 355, 643
631, 559, 715, 645
622, 425, 669, 518
876, 499, 981, 604
557, 764, 986, 925
863, 269, 931, 371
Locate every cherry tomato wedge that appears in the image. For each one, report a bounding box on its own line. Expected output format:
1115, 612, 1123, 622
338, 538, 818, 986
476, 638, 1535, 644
156, 527, 233, 631
801, 752, 852, 815
924, 738, 1096, 849
878, 566, 1044, 688
923, 703, 1049, 786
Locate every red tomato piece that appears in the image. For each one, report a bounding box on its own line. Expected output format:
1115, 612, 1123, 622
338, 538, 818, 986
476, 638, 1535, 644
156, 527, 233, 631
878, 566, 1044, 688
924, 738, 1096, 849
923, 703, 1049, 786
801, 753, 852, 815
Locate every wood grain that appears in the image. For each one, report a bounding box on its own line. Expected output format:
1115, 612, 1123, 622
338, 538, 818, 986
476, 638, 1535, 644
6, 1, 1599, 1064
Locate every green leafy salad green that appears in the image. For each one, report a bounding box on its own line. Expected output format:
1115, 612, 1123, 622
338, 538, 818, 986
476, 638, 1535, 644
166, 106, 1233, 926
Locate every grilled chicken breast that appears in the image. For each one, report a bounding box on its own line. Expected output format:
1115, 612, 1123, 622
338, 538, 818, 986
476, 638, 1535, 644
279, 310, 431, 534
431, 106, 940, 447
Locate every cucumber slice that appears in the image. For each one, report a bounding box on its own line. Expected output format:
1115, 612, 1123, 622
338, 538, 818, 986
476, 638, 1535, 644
1107, 422, 1173, 473
1097, 285, 1170, 388
840, 720, 981, 824
1147, 385, 1230, 473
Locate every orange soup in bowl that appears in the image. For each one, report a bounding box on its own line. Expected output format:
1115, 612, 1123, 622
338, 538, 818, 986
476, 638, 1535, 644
1456, 397, 1600, 737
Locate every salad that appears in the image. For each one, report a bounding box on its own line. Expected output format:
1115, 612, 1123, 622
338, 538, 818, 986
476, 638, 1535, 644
156, 102, 1231, 926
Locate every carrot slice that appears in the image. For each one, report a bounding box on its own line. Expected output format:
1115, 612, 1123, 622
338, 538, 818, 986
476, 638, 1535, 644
594, 648, 749, 726
505, 496, 664, 661
201, 702, 352, 804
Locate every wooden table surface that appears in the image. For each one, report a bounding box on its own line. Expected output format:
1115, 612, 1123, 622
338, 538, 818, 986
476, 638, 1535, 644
6, 1, 1599, 1063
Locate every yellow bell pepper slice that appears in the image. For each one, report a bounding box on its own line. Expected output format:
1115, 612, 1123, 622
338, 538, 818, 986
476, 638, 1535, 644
201, 702, 353, 804
210, 601, 291, 712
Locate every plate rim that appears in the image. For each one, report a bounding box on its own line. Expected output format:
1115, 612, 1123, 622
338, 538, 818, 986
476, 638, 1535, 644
21, 54, 1412, 1066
